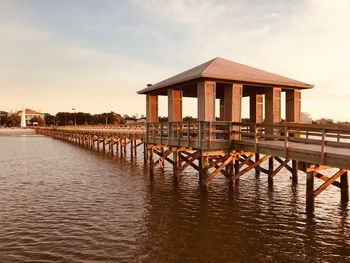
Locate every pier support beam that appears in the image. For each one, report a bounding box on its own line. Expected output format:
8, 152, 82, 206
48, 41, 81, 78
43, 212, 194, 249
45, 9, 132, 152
306, 167, 315, 212
199, 153, 209, 191
198, 81, 216, 121
149, 146, 155, 175
255, 153, 260, 178
268, 156, 274, 186
340, 171, 349, 203
292, 160, 298, 185
173, 150, 180, 181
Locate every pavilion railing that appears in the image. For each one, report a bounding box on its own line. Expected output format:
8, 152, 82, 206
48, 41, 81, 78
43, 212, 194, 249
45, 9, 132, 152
146, 121, 350, 154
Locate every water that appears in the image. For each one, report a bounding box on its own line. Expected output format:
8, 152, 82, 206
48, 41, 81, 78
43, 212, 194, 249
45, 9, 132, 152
0, 136, 349, 262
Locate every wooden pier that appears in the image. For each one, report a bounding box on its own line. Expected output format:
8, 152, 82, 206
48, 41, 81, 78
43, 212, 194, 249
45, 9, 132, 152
36, 57, 350, 212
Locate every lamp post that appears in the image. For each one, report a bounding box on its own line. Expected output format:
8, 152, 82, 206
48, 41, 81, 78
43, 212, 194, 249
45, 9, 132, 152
72, 108, 76, 126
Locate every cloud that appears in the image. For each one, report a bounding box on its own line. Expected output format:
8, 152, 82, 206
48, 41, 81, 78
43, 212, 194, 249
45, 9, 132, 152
1, 0, 350, 120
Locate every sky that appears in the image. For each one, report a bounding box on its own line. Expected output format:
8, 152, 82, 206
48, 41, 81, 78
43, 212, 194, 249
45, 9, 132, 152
1, 0, 350, 121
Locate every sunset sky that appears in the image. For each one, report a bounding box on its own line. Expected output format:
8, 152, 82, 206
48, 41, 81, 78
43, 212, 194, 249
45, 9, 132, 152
1, 0, 350, 120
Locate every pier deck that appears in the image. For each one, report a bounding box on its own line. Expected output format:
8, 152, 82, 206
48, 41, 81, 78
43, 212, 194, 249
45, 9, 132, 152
36, 121, 350, 212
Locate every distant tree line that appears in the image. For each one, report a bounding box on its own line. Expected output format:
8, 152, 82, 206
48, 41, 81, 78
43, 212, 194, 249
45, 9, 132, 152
45, 112, 125, 126
0, 111, 20, 127
0, 110, 148, 127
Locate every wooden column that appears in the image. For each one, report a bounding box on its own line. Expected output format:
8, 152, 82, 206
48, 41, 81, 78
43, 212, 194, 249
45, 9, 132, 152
250, 94, 263, 123
265, 87, 281, 135
255, 153, 260, 177
197, 81, 216, 121
306, 167, 315, 212
219, 99, 224, 121
292, 160, 298, 185
199, 153, 209, 190
143, 142, 148, 163
224, 83, 242, 140
228, 160, 234, 188
173, 150, 180, 181
130, 139, 134, 159
149, 146, 155, 176
111, 140, 114, 156
168, 89, 183, 122
146, 95, 158, 123
268, 156, 274, 186
341, 171, 349, 202
224, 84, 242, 122
286, 89, 301, 123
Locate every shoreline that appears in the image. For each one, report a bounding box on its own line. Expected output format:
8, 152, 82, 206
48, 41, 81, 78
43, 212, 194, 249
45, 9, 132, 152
0, 128, 39, 137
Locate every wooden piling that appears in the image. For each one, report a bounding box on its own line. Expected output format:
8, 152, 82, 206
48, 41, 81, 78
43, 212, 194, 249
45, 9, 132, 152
268, 156, 274, 186
255, 153, 260, 178
292, 160, 298, 185
199, 152, 209, 190
306, 167, 315, 212
340, 171, 349, 203
173, 150, 180, 181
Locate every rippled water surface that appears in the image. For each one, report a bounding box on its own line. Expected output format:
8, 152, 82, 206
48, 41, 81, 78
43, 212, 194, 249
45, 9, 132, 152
0, 136, 349, 262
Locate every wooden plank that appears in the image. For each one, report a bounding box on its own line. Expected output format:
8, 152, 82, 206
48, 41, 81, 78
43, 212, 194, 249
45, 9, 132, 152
179, 152, 199, 173
314, 172, 341, 188
207, 155, 234, 183
313, 169, 346, 197
234, 155, 270, 180
179, 152, 199, 171
275, 156, 293, 173
271, 159, 289, 177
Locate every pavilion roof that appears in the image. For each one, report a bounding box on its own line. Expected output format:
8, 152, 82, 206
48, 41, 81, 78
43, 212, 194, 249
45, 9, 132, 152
137, 57, 313, 94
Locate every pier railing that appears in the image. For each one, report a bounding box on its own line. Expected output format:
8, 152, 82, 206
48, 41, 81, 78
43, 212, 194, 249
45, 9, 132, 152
146, 121, 350, 168
36, 121, 350, 168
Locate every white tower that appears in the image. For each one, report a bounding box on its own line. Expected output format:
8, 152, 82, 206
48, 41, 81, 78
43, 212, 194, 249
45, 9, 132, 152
20, 108, 26, 128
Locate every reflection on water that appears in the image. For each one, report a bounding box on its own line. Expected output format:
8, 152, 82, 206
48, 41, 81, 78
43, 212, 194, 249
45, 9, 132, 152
0, 136, 349, 262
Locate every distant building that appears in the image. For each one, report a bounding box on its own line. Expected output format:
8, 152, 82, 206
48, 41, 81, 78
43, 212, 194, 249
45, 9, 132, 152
301, 112, 313, 124
126, 119, 136, 124
315, 118, 334, 125
136, 118, 146, 124
17, 109, 45, 123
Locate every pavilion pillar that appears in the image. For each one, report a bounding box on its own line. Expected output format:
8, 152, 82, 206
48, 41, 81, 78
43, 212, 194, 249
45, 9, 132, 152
250, 94, 263, 124
265, 87, 281, 137
168, 89, 183, 122
219, 99, 224, 121
146, 95, 158, 123
286, 89, 301, 123
224, 83, 242, 140
197, 81, 216, 122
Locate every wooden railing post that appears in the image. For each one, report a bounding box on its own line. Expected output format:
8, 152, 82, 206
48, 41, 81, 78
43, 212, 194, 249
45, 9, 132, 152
198, 121, 202, 148
321, 129, 326, 163
228, 122, 232, 148
208, 122, 212, 149
187, 121, 191, 147
285, 126, 289, 158
254, 124, 258, 153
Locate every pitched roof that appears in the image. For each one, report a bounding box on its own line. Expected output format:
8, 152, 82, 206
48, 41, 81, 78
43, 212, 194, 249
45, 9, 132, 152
137, 57, 314, 94
17, 109, 43, 115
